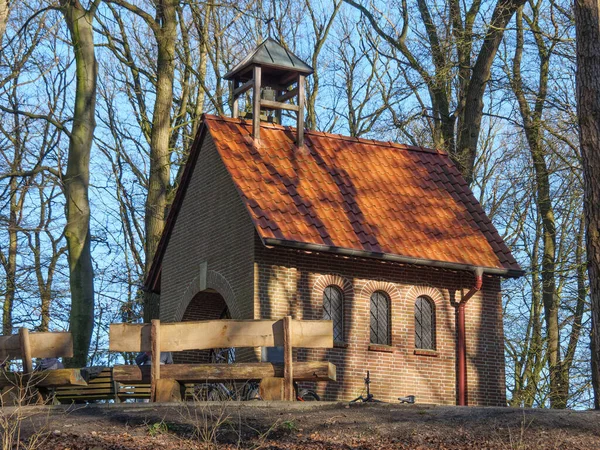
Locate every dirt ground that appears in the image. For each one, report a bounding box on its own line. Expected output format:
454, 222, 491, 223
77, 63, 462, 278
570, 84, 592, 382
3, 401, 600, 449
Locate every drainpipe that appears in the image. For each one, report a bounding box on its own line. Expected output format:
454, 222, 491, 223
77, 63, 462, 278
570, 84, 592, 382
457, 268, 483, 406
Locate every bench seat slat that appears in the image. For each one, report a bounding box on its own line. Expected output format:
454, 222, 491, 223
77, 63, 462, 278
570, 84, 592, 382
57, 382, 114, 389
113, 362, 336, 383
0, 369, 87, 388
55, 388, 115, 396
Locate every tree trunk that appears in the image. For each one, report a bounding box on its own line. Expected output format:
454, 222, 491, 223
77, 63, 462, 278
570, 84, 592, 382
575, 0, 600, 410
0, 0, 9, 46
191, 1, 210, 139
305, 1, 342, 131
510, 5, 572, 407
455, 0, 527, 184
2, 82, 24, 336
60, 0, 98, 368
2, 175, 17, 336
524, 220, 544, 407
143, 0, 177, 322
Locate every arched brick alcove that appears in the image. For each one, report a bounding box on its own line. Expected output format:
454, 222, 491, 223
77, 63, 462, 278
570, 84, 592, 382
173, 290, 229, 364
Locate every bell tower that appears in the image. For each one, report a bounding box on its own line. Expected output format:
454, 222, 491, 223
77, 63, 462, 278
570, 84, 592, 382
224, 38, 314, 147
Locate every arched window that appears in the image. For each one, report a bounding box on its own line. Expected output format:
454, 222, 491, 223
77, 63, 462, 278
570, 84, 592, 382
323, 285, 343, 342
415, 296, 435, 350
370, 291, 390, 345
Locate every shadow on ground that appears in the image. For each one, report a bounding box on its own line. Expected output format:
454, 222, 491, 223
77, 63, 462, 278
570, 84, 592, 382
6, 402, 600, 449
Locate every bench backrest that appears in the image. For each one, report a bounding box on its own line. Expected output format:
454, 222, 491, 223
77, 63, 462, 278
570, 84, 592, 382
0, 328, 73, 374
109, 317, 333, 401
109, 318, 332, 352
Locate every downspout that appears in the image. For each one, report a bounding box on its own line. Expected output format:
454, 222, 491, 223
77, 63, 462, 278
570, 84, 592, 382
457, 268, 483, 406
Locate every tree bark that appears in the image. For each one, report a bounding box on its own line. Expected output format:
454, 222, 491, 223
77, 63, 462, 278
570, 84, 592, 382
455, 0, 527, 184
0, 0, 9, 46
60, 0, 98, 368
575, 0, 600, 410
2, 174, 18, 336
143, 0, 177, 322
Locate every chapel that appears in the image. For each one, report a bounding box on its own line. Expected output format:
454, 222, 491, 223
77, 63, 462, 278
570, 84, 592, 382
145, 39, 523, 405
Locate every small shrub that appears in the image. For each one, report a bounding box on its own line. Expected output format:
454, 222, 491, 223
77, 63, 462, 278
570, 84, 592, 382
280, 420, 298, 433
0, 372, 51, 450
146, 421, 169, 437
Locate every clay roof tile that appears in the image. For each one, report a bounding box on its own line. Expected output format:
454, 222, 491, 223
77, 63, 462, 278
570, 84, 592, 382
152, 115, 523, 281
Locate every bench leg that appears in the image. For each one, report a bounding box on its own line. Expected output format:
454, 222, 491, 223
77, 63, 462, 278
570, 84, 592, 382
155, 378, 183, 403
36, 387, 52, 404
259, 377, 284, 401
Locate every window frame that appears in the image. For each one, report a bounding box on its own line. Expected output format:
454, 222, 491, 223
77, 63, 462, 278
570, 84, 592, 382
369, 290, 391, 345
322, 285, 344, 342
414, 295, 436, 350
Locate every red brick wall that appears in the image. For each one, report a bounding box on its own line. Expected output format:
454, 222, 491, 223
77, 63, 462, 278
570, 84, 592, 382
254, 239, 506, 406
160, 134, 255, 322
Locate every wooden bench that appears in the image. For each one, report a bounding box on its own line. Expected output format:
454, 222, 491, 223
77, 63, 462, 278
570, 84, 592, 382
116, 381, 151, 402
109, 317, 336, 402
54, 368, 116, 403
54, 368, 154, 403
0, 328, 86, 404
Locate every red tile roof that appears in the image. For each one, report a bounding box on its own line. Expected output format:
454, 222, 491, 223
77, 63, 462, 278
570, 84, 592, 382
146, 115, 522, 292
207, 115, 521, 274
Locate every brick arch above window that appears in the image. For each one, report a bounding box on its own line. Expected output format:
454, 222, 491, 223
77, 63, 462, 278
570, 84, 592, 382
312, 273, 353, 299
175, 270, 239, 322
403, 285, 446, 305
359, 280, 401, 303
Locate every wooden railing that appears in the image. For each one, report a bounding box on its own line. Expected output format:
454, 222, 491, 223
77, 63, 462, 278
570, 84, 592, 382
109, 317, 336, 402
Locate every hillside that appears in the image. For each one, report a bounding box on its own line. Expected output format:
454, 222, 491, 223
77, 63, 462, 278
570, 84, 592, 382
5, 402, 600, 449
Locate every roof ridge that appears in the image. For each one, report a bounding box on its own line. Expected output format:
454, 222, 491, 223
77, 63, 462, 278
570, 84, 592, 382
203, 114, 448, 156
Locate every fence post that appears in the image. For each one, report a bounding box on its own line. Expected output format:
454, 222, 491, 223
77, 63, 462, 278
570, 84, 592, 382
151, 319, 160, 401
283, 316, 294, 401
19, 328, 33, 375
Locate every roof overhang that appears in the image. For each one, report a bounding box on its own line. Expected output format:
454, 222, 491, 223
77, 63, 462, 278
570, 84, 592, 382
262, 238, 525, 278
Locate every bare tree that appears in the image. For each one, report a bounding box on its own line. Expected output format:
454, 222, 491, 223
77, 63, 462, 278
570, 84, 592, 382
100, 0, 178, 321
575, 0, 600, 410
0, 0, 63, 336
0, 0, 10, 45
507, 2, 586, 409
60, 0, 100, 367
305, 0, 342, 130
27, 178, 68, 331
0, 100, 26, 335
344, 0, 527, 184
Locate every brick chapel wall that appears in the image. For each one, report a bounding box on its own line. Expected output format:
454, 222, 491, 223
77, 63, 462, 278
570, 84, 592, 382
160, 134, 256, 325
254, 239, 506, 406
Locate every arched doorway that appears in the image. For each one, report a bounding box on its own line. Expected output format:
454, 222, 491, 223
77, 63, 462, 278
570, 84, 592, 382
173, 289, 232, 364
